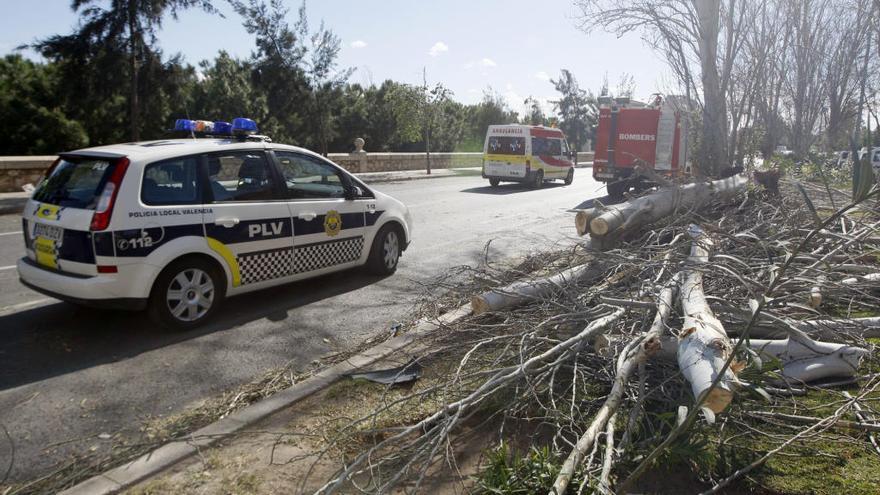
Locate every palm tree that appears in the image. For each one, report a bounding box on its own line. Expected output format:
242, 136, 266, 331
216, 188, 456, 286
45, 1, 219, 141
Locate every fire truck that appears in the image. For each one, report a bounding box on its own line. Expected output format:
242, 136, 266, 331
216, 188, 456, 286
592, 95, 691, 198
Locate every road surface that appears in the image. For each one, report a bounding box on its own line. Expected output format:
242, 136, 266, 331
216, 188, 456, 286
0, 169, 607, 483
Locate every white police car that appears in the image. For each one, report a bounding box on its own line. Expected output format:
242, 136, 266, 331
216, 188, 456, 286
17, 118, 413, 329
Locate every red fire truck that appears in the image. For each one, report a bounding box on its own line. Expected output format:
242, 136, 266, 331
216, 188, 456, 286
592, 96, 690, 198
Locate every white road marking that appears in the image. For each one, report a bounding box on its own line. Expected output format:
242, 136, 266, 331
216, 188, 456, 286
0, 265, 16, 271
0, 231, 20, 236
0, 298, 55, 317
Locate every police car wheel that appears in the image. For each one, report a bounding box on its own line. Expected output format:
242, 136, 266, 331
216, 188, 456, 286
149, 258, 225, 330
367, 225, 400, 275
489, 178, 500, 187
531, 170, 544, 189
564, 168, 574, 185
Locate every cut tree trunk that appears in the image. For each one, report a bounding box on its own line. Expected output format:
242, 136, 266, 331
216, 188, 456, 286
471, 261, 604, 315
678, 225, 739, 413
587, 175, 747, 240
749, 338, 868, 382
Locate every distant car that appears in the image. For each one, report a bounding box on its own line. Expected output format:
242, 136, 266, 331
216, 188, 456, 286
774, 145, 794, 157
482, 124, 575, 189
18, 118, 413, 329
859, 147, 880, 177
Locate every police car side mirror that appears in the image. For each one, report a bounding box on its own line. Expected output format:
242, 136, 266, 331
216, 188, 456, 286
345, 185, 364, 200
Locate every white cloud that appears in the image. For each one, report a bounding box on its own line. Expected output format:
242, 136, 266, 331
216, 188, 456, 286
428, 41, 449, 57
350, 40, 367, 49
535, 71, 550, 81
480, 58, 497, 67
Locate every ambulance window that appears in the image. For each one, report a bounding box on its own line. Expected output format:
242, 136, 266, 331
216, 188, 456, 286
275, 151, 347, 200
549, 139, 563, 155
206, 152, 279, 202
487, 136, 525, 156
142, 157, 202, 205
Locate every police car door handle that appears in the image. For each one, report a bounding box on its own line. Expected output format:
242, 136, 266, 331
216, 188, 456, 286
298, 212, 317, 221
215, 217, 240, 228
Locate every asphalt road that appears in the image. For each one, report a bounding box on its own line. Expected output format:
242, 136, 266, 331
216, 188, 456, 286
0, 169, 608, 483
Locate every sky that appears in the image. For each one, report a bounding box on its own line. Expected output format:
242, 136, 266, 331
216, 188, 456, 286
0, 0, 673, 116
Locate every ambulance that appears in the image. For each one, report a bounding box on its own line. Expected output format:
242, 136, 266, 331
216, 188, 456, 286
17, 118, 413, 330
481, 125, 575, 188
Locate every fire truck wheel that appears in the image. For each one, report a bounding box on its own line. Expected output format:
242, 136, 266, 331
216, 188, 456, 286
489, 178, 500, 187
530, 170, 544, 189
564, 168, 574, 185
606, 180, 628, 199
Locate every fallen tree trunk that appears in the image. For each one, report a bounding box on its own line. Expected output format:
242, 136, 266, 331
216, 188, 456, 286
749, 338, 868, 382
678, 225, 739, 414
574, 208, 602, 236
471, 261, 604, 315
588, 175, 748, 238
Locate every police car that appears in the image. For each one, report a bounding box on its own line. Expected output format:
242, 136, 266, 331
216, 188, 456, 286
17, 118, 413, 329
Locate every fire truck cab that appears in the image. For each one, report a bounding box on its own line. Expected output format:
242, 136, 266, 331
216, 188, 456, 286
592, 96, 690, 199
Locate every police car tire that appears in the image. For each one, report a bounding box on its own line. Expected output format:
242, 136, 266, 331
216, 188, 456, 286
366, 225, 401, 275
489, 178, 500, 187
564, 168, 574, 185
531, 170, 544, 189
148, 257, 226, 330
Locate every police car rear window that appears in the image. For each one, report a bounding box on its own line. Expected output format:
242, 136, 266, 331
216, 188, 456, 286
32, 158, 115, 209
487, 136, 526, 155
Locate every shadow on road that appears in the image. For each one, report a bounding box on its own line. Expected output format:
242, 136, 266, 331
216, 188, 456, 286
0, 269, 388, 391
570, 194, 624, 210
460, 182, 568, 195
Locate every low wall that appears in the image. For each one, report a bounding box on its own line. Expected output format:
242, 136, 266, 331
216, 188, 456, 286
0, 157, 56, 193
0, 152, 595, 192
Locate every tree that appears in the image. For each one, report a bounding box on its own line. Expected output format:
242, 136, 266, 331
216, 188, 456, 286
551, 69, 595, 154
575, 0, 747, 176
190, 51, 269, 124
231, 0, 351, 153
388, 71, 454, 173
0, 55, 87, 154
522, 96, 546, 125
37, 0, 218, 142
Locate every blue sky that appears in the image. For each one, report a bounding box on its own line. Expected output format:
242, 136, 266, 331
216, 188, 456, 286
1, 1, 671, 115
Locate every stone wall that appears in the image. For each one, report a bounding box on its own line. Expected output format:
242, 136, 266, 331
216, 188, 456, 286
0, 157, 56, 193
0, 152, 595, 192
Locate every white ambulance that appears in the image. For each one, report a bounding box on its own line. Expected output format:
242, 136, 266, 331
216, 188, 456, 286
481, 125, 575, 188
17, 118, 413, 330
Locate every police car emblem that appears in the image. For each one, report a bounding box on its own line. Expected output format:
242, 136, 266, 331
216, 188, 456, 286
324, 210, 342, 237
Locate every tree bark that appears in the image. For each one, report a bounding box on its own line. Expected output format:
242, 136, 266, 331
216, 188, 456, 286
678, 225, 738, 413
471, 259, 603, 315
587, 175, 747, 238
695, 0, 728, 176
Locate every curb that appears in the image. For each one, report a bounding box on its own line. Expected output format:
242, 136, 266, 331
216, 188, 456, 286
59, 304, 473, 495
0, 198, 27, 216
356, 169, 469, 184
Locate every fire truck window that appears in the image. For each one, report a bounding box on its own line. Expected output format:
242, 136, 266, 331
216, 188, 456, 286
488, 136, 525, 155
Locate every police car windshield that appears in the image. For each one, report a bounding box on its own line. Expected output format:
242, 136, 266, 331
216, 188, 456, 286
32, 157, 115, 209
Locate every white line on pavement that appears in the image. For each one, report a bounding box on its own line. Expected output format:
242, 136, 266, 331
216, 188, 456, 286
0, 265, 15, 271
0, 298, 55, 317
0, 231, 20, 236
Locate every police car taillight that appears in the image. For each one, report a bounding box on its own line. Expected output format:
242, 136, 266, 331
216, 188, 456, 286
90, 157, 130, 231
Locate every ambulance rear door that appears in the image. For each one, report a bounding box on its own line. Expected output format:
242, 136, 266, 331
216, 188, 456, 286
483, 126, 528, 179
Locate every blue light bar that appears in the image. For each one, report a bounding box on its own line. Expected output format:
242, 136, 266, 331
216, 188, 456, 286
231, 117, 258, 135
213, 121, 232, 135
174, 119, 195, 132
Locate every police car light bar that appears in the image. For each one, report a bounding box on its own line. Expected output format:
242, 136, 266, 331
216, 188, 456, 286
232, 118, 258, 135
174, 119, 196, 132
213, 121, 232, 135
